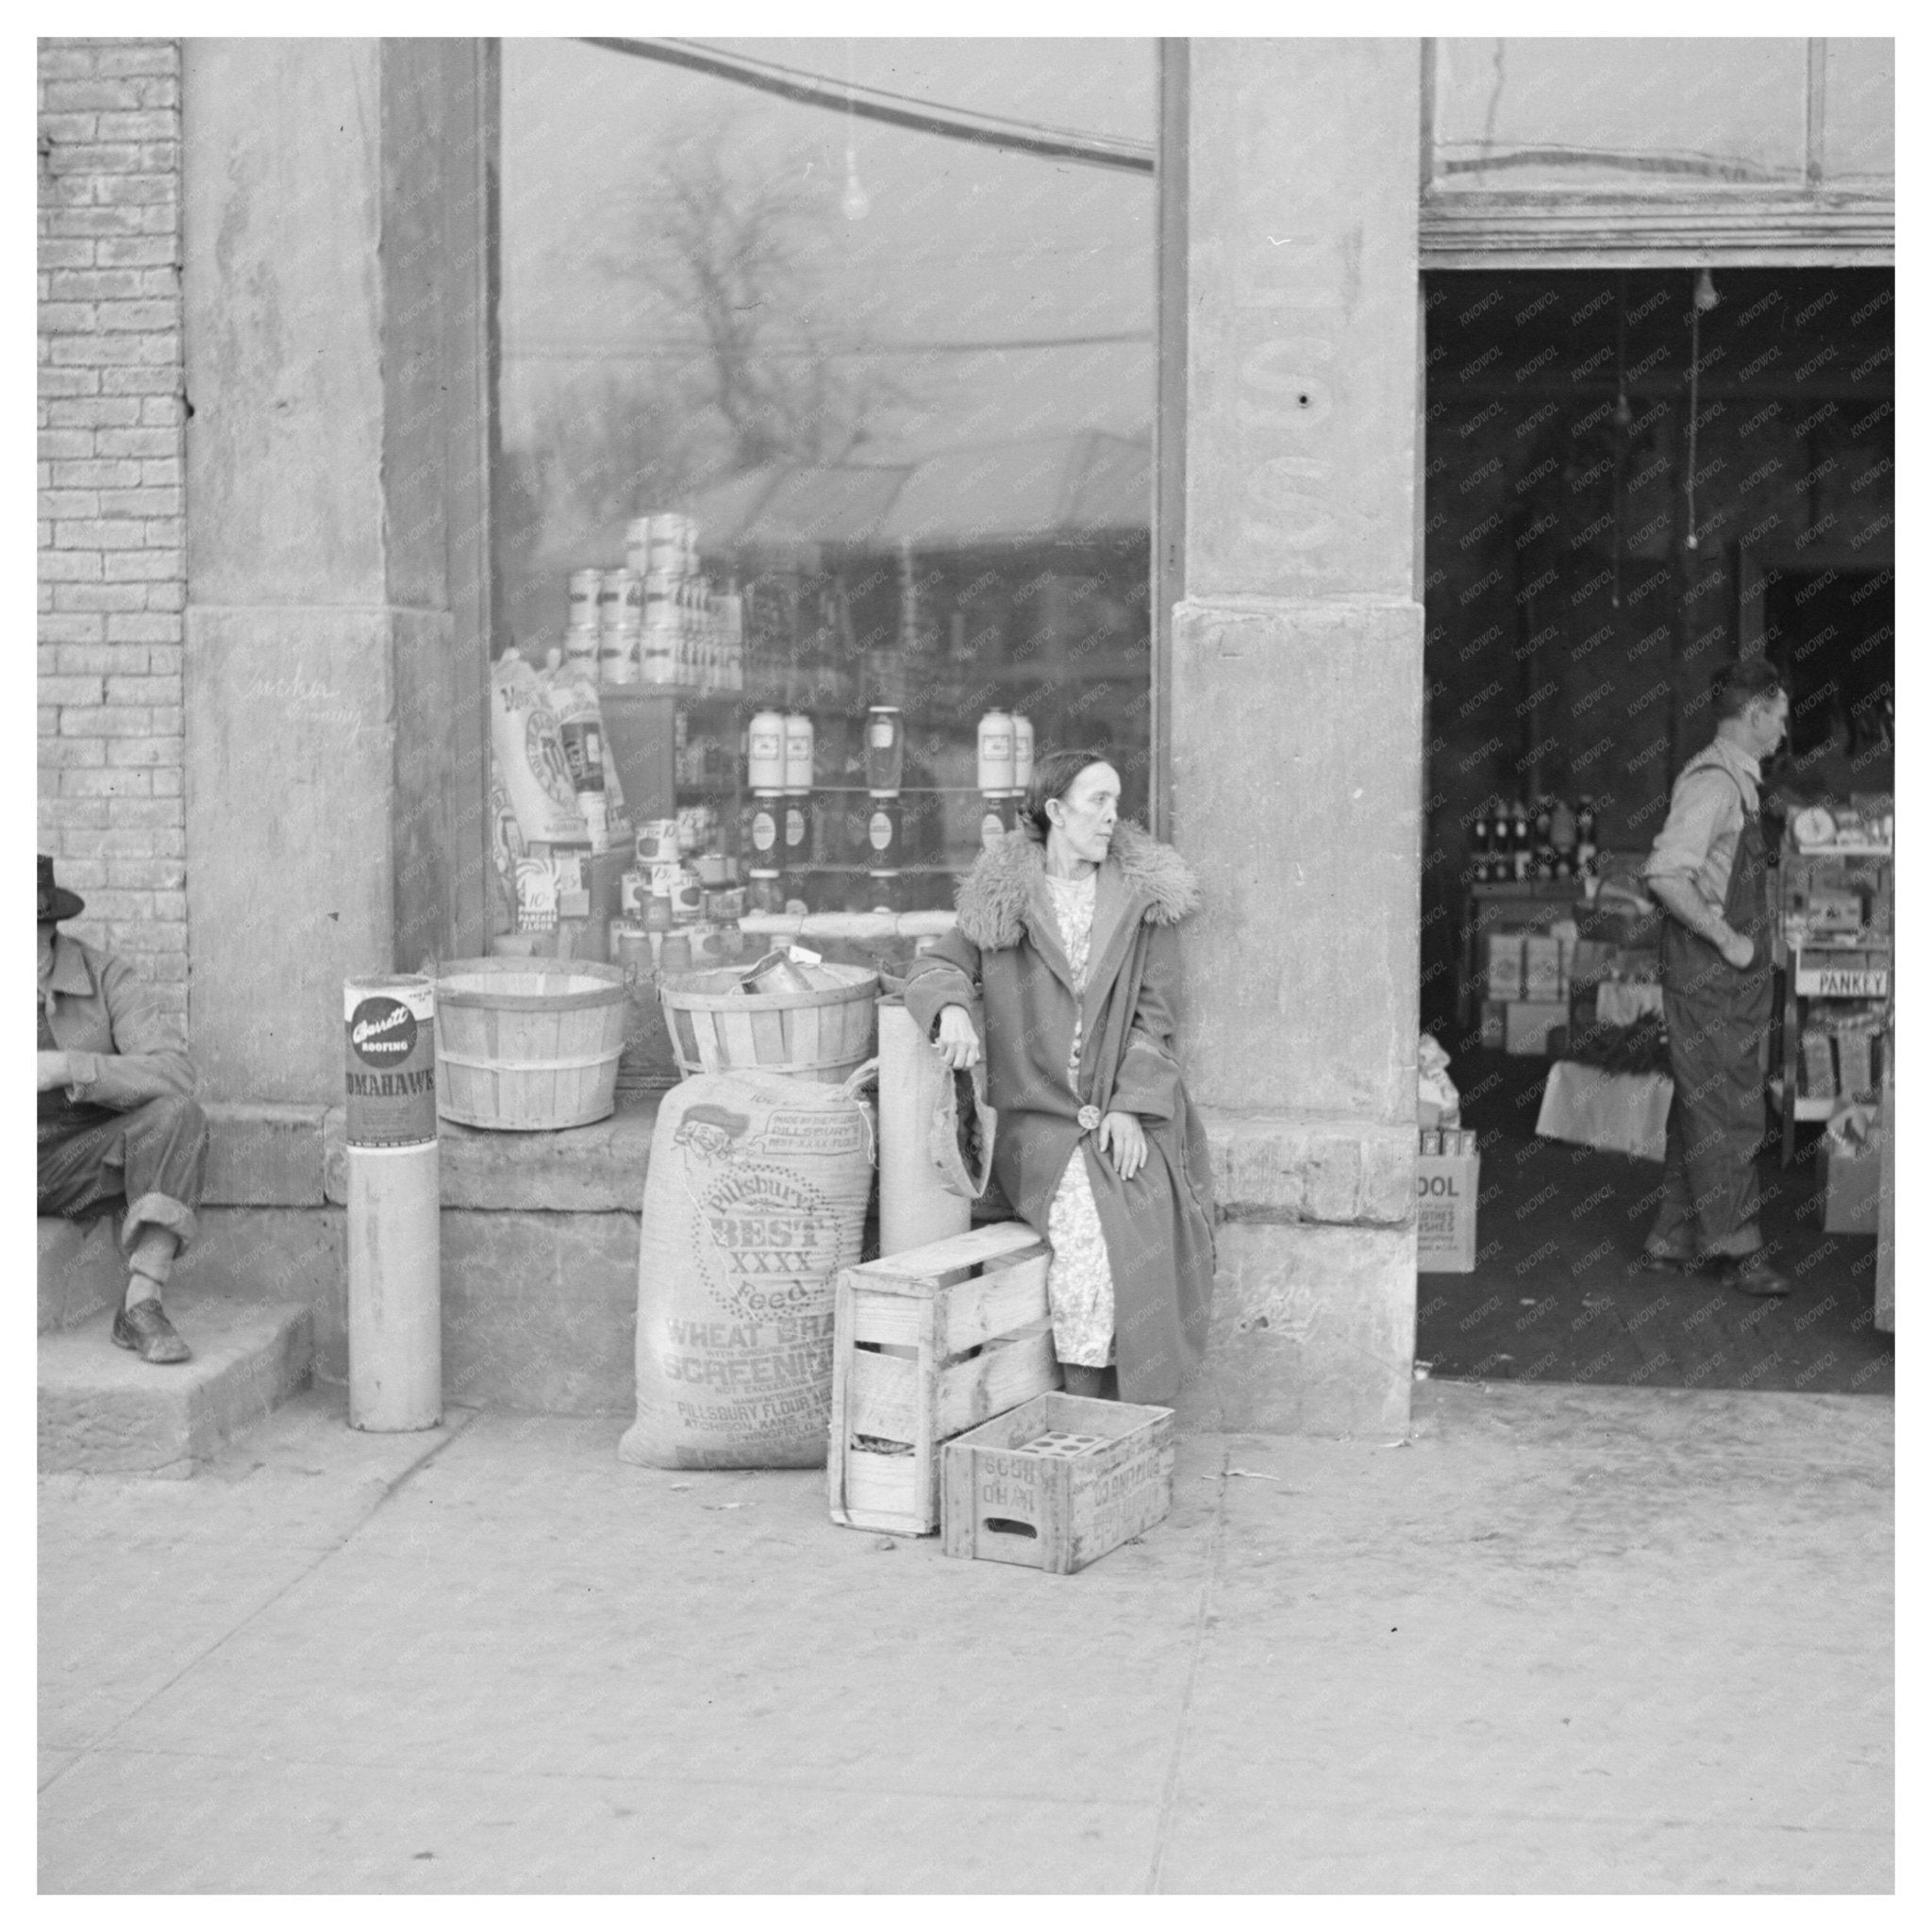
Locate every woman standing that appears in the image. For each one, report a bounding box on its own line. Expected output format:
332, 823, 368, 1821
903, 750, 1215, 1401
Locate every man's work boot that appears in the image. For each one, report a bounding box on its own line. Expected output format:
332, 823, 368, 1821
1710, 1252, 1792, 1297
111, 1297, 192, 1364
1639, 1245, 1698, 1275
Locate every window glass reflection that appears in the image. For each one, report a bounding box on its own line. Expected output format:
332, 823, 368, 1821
496, 39, 1157, 918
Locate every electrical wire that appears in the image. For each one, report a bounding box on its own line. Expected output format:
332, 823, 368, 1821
577, 37, 1156, 174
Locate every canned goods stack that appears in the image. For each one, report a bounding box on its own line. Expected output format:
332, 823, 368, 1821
615, 814, 745, 969
564, 568, 602, 675
623, 511, 743, 694
596, 568, 643, 686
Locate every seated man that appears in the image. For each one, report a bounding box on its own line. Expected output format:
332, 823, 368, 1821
37, 855, 208, 1363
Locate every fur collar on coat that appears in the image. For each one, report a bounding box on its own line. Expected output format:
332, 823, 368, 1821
953, 823, 1201, 951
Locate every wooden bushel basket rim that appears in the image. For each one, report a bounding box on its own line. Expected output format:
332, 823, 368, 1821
429, 958, 628, 1131
434, 957, 627, 1010
656, 961, 879, 1011
656, 961, 878, 1080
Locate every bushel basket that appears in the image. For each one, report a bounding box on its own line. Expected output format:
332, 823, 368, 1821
434, 958, 627, 1130
657, 961, 877, 1084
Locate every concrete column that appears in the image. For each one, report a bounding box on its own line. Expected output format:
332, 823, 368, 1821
182, 40, 490, 1103
1171, 41, 1424, 1435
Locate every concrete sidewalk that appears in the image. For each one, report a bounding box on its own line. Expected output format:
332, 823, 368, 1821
40, 1379, 1891, 1893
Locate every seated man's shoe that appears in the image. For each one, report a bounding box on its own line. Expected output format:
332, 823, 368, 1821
1711, 1252, 1792, 1297
111, 1297, 192, 1364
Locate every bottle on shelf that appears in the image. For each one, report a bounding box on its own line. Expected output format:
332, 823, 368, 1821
746, 711, 786, 791
1574, 797, 1598, 876
745, 792, 783, 876
782, 791, 811, 881
1011, 713, 1036, 794
976, 711, 1016, 794
1509, 799, 1531, 881
864, 705, 904, 794
784, 713, 815, 792
1550, 796, 1576, 868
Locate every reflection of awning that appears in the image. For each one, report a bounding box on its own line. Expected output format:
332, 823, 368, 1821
683, 432, 1150, 552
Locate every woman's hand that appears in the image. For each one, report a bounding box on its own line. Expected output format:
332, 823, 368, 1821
1098, 1110, 1146, 1181
935, 1004, 981, 1071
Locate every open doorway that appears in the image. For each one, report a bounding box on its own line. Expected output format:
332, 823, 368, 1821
1414, 265, 1893, 1393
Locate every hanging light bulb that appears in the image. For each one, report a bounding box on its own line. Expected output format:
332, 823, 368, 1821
841, 151, 870, 223
841, 38, 869, 222
1685, 269, 1706, 552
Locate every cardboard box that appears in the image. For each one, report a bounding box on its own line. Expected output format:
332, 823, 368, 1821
1818, 1141, 1882, 1236
1569, 938, 1617, 984
1800, 1030, 1837, 1098
1834, 1028, 1876, 1099
941, 1391, 1174, 1574
1417, 1146, 1481, 1272
1478, 999, 1507, 1050
1505, 1000, 1570, 1057
1522, 935, 1564, 1000
1485, 932, 1524, 1001
1535, 1059, 1673, 1162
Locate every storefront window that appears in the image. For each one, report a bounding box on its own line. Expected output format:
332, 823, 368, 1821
493, 38, 1157, 923
1430, 39, 1814, 190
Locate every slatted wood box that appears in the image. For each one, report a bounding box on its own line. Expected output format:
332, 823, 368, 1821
828, 1223, 1060, 1537
941, 1392, 1175, 1574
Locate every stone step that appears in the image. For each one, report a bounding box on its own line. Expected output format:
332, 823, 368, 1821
38, 1217, 127, 1335
39, 1294, 315, 1479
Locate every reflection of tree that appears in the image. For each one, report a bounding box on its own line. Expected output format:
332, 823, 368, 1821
495, 370, 709, 644
622, 119, 912, 474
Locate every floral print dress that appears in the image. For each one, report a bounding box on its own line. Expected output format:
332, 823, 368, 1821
1043, 871, 1115, 1367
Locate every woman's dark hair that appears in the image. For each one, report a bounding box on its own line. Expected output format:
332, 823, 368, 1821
1020, 746, 1116, 839
1710, 656, 1787, 722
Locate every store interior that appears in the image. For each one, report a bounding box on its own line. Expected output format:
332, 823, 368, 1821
1417, 265, 1893, 1394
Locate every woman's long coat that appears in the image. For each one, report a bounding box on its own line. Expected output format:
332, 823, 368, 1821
902, 824, 1215, 1402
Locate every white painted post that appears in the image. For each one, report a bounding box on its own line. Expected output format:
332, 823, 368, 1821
877, 998, 971, 1257
343, 974, 441, 1430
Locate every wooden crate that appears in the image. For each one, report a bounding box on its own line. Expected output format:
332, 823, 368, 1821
941, 1391, 1174, 1574
828, 1223, 1060, 1537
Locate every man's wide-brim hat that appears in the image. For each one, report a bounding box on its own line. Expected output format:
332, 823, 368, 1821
39, 854, 84, 923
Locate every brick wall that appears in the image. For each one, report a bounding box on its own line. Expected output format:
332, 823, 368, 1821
38, 38, 187, 1019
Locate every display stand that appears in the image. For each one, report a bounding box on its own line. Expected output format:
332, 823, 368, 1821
1773, 820, 1893, 1166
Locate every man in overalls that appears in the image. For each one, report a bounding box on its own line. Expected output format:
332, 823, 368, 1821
1640, 659, 1790, 1295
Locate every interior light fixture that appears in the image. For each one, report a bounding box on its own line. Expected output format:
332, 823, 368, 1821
841, 40, 870, 221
